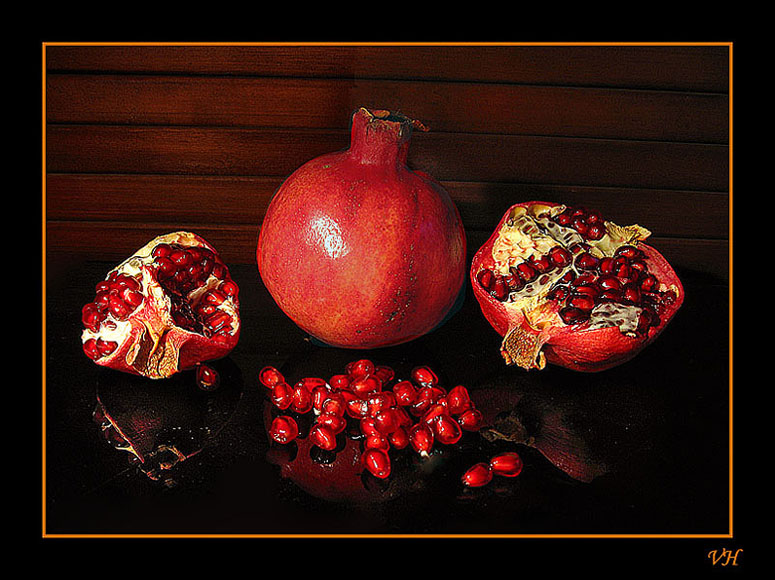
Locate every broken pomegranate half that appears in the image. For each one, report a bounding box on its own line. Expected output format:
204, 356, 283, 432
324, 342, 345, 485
471, 202, 683, 372
81, 231, 241, 379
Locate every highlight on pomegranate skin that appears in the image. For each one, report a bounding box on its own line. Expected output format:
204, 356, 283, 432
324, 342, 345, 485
471, 202, 684, 372
257, 107, 467, 349
81, 231, 241, 379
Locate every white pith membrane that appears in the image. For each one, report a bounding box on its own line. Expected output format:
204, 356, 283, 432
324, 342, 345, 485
482, 204, 680, 368
81, 232, 240, 379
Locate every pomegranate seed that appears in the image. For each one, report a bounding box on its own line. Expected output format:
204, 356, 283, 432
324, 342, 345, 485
108, 295, 131, 319
433, 414, 462, 445
316, 412, 347, 435
490, 277, 509, 300
291, 384, 313, 413
312, 385, 330, 412
373, 408, 401, 434
310, 423, 337, 451
568, 293, 595, 311
121, 287, 144, 308
271, 382, 294, 410
421, 401, 448, 425
206, 310, 231, 331
360, 416, 381, 437
320, 393, 346, 417
219, 279, 239, 297
446, 385, 472, 415
409, 422, 434, 456
621, 284, 641, 305
388, 427, 409, 449
462, 463, 493, 488
362, 448, 391, 479
559, 307, 589, 325
345, 397, 370, 419
458, 408, 483, 431
364, 433, 390, 451
548, 246, 572, 267
329, 374, 352, 391
367, 392, 397, 416
203, 289, 227, 305
573, 284, 599, 298
411, 386, 444, 416
575, 252, 599, 271
554, 211, 573, 226
569, 242, 590, 254
572, 216, 589, 235
505, 272, 524, 291
598, 257, 615, 275
83, 338, 101, 360
169, 249, 191, 267
259, 366, 284, 388
597, 275, 622, 291
640, 274, 659, 292
95, 338, 118, 357
489, 452, 523, 477
152, 243, 173, 258
476, 268, 495, 290
196, 364, 219, 391
392, 380, 418, 406
572, 272, 597, 286
528, 254, 554, 273
586, 223, 605, 240
586, 209, 603, 224
516, 262, 537, 283
351, 375, 382, 397
598, 288, 622, 302
547, 285, 569, 301
411, 366, 439, 387
82, 303, 104, 332
615, 245, 643, 260
296, 377, 328, 393
347, 359, 375, 379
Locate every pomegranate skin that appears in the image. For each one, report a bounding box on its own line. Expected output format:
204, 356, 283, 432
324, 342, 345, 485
471, 201, 684, 372
257, 108, 466, 349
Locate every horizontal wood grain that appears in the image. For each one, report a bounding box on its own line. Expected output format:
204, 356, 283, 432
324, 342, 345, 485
46, 74, 729, 143
45, 173, 729, 239
46, 125, 729, 192
45, 45, 730, 92
45, 221, 729, 281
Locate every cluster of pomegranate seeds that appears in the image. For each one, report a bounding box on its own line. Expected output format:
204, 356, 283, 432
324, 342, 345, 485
462, 451, 523, 488
551, 205, 606, 241
262, 360, 483, 480
151, 243, 238, 337
82, 272, 143, 360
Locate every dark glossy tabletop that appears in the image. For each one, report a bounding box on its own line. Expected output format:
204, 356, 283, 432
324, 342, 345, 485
44, 258, 731, 537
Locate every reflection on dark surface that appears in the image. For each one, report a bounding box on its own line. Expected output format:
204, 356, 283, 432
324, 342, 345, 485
94, 357, 243, 487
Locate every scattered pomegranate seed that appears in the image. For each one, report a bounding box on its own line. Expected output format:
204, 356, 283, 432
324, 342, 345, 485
489, 452, 523, 477
310, 423, 338, 451
433, 414, 463, 445
458, 408, 484, 432
270, 416, 299, 444
196, 363, 219, 391
462, 463, 493, 488
347, 359, 375, 379
409, 422, 435, 456
362, 448, 391, 479
271, 382, 294, 410
259, 366, 285, 389
411, 366, 439, 387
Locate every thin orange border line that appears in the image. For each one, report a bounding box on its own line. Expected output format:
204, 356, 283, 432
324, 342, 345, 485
41, 41, 734, 540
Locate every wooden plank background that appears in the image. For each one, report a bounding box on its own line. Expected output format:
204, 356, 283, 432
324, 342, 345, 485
44, 44, 730, 281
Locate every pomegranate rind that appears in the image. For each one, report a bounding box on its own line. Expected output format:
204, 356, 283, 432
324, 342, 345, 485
257, 107, 467, 349
471, 201, 684, 372
81, 231, 241, 379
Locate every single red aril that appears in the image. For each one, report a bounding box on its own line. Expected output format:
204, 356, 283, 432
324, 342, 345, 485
271, 382, 294, 410
392, 380, 418, 406
196, 364, 219, 391
329, 374, 352, 391
259, 366, 284, 389
316, 413, 347, 435
360, 416, 381, 437
457, 408, 484, 432
270, 416, 299, 444
296, 377, 328, 393
446, 385, 472, 415
471, 202, 684, 372
462, 463, 493, 488
373, 365, 395, 385
433, 414, 463, 445
367, 392, 397, 416
388, 427, 409, 449
350, 376, 382, 397
489, 452, 523, 477
362, 448, 392, 479
310, 423, 338, 451
320, 393, 346, 417
291, 384, 314, 414
312, 385, 331, 412
80, 232, 240, 378
409, 422, 435, 456
411, 366, 439, 387
364, 433, 391, 451
257, 108, 466, 349
347, 359, 375, 379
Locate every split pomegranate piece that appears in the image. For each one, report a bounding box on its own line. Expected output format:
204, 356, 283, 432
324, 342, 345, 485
471, 202, 684, 372
81, 231, 241, 379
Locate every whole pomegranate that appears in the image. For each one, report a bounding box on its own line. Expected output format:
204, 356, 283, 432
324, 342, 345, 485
471, 202, 683, 372
81, 231, 241, 379
257, 108, 466, 349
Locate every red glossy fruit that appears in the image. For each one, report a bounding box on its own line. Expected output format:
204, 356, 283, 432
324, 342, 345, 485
81, 232, 240, 378
259, 366, 285, 389
195, 364, 219, 391
270, 416, 299, 444
446, 385, 472, 415
457, 408, 484, 432
310, 423, 338, 451
433, 413, 462, 445
257, 108, 467, 349
471, 202, 684, 372
409, 422, 435, 457
489, 452, 523, 477
461, 463, 493, 488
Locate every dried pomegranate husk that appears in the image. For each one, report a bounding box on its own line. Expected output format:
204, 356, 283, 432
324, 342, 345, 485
81, 231, 241, 379
471, 201, 684, 372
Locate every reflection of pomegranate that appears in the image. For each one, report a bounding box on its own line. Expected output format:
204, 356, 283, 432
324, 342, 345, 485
471, 202, 683, 372
81, 232, 240, 379
257, 107, 467, 349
